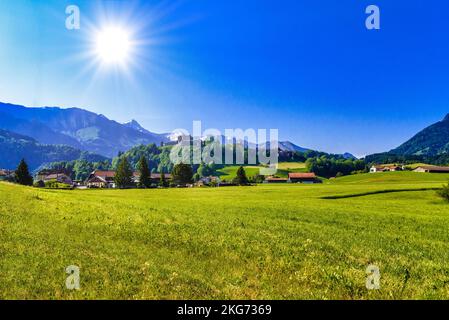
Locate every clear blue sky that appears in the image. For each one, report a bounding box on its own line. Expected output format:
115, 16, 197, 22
0, 0, 448, 157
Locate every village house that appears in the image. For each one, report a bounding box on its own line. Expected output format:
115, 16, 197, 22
36, 169, 73, 185
264, 176, 288, 183
86, 170, 172, 188
370, 165, 403, 173
0, 169, 14, 181
149, 173, 172, 185
288, 172, 320, 184
413, 165, 449, 173
370, 166, 385, 173
133, 173, 173, 185
86, 170, 116, 188
194, 176, 220, 187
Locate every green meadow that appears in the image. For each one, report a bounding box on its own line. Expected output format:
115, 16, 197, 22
1, 171, 449, 299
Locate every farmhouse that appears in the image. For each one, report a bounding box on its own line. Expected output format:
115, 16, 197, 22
0, 169, 14, 181
86, 170, 172, 188
195, 176, 220, 187
264, 176, 288, 183
370, 166, 386, 173
370, 165, 403, 173
288, 172, 320, 183
149, 173, 172, 184
413, 165, 449, 173
86, 170, 116, 188
134, 173, 173, 185
36, 169, 73, 185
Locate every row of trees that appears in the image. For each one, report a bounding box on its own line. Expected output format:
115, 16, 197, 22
40, 142, 368, 183
113, 156, 171, 189
9, 156, 250, 189
113, 156, 194, 188
305, 157, 367, 178
114, 156, 251, 188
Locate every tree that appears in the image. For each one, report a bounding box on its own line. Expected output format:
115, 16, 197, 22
15, 159, 33, 186
252, 174, 265, 184
197, 163, 211, 177
137, 156, 151, 188
193, 173, 200, 182
171, 163, 193, 185
159, 172, 169, 187
73, 160, 93, 181
114, 157, 134, 188
207, 161, 216, 173
234, 166, 249, 186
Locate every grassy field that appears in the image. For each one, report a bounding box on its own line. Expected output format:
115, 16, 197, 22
276, 162, 306, 170
1, 171, 449, 299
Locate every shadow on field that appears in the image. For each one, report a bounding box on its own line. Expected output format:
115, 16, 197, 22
321, 187, 441, 199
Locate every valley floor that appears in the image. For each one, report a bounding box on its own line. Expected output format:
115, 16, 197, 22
1, 172, 449, 299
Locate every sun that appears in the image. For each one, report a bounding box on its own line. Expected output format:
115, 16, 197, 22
95, 26, 132, 64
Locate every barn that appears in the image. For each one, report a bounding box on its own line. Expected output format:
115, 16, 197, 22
288, 172, 320, 183
413, 166, 449, 173
264, 177, 288, 183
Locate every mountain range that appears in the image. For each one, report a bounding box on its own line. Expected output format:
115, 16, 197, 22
8, 101, 433, 170
1, 101, 341, 169
0, 102, 169, 158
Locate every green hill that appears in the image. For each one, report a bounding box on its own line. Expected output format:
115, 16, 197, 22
0, 129, 108, 170
216, 162, 307, 180
391, 114, 449, 156
216, 165, 262, 180
366, 114, 449, 165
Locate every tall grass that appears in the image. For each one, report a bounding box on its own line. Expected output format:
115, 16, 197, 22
1, 172, 449, 299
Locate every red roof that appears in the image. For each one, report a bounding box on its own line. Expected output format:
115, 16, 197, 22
266, 177, 288, 181
151, 173, 172, 179
92, 171, 173, 179
288, 172, 316, 179
93, 170, 116, 178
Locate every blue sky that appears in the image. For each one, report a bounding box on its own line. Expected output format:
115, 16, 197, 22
0, 0, 448, 156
